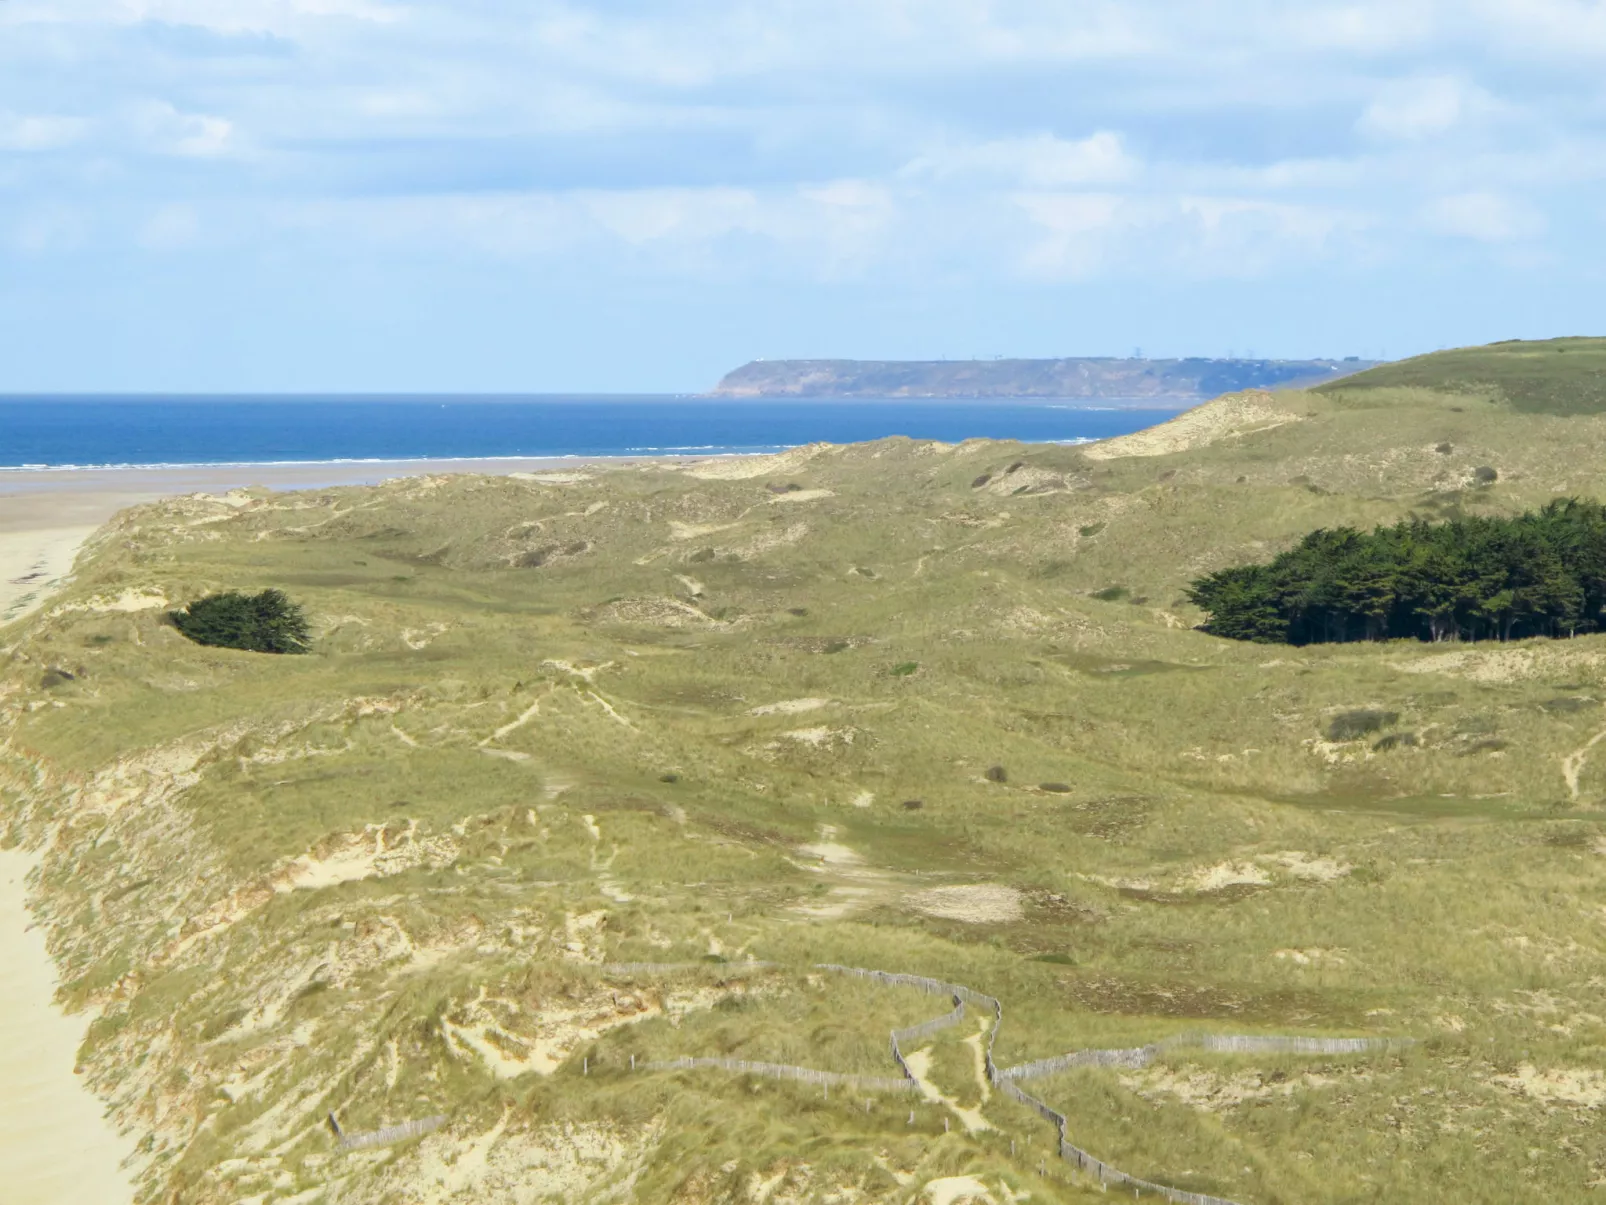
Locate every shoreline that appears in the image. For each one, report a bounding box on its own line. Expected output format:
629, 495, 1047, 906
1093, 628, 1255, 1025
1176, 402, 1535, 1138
0, 850, 136, 1204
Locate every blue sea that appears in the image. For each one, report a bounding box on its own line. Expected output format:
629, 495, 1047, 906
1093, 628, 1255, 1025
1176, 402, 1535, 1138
0, 396, 1176, 470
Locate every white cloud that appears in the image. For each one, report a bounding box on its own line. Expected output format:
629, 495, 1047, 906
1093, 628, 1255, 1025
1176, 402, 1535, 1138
1, 0, 1603, 387
138, 202, 201, 249
0, 113, 87, 151
1421, 191, 1545, 241
906, 131, 1137, 188
1358, 75, 1488, 141
133, 102, 235, 156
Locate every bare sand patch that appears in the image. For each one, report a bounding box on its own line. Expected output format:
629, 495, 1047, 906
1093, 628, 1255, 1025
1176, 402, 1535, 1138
908, 884, 1023, 924
791, 827, 906, 919
0, 851, 133, 1205
48, 586, 168, 617
780, 725, 854, 747
348, 1113, 656, 1204
683, 444, 828, 480
750, 698, 832, 716
1262, 851, 1352, 882
1274, 947, 1347, 966
275, 823, 458, 893
1120, 1064, 1344, 1111
1177, 861, 1272, 892
668, 519, 740, 541
924, 1176, 996, 1205
1082, 393, 1298, 460
1490, 1064, 1606, 1107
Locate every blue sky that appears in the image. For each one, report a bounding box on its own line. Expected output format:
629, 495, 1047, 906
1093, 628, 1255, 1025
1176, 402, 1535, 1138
3, 0, 1605, 392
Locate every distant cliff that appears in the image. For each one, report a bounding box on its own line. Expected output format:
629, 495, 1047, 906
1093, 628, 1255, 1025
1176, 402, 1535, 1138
710, 357, 1378, 401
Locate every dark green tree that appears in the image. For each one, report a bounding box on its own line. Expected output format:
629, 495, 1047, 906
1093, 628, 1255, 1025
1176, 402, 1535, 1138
171, 589, 311, 654
1188, 498, 1606, 646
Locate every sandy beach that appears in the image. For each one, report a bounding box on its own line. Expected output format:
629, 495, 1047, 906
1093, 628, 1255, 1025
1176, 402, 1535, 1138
0, 851, 136, 1204
0, 456, 641, 624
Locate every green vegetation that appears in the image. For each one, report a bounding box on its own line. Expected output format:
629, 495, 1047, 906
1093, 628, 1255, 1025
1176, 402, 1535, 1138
1317, 335, 1606, 414
10, 339, 1606, 1204
170, 588, 311, 654
1188, 499, 1606, 644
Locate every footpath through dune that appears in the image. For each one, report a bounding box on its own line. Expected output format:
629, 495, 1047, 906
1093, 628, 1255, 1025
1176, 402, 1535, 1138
0, 851, 134, 1205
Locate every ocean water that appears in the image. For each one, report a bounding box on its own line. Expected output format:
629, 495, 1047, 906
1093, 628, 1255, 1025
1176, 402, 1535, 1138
0, 396, 1175, 469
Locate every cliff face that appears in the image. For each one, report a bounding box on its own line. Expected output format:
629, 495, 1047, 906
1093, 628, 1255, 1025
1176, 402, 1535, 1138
711, 356, 1377, 400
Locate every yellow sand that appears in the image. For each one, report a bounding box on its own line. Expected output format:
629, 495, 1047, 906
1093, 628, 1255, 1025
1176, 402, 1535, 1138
0, 850, 134, 1204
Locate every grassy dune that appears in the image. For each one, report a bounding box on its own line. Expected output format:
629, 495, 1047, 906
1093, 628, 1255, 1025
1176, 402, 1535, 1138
7, 365, 1606, 1202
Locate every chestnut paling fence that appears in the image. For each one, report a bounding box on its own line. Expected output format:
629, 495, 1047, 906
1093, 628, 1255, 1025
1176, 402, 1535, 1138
336, 1114, 447, 1151
644, 963, 1411, 1205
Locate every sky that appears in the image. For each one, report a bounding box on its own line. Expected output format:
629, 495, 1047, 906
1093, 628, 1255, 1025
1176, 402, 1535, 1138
3, 0, 1605, 393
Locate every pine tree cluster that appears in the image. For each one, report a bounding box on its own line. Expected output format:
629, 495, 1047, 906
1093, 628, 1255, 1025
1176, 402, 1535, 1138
170, 589, 311, 654
1188, 499, 1606, 644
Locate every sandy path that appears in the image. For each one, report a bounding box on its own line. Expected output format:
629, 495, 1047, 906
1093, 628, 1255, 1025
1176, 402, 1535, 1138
0, 850, 134, 1204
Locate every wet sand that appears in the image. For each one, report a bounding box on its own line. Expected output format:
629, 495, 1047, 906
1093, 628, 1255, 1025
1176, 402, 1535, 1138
0, 456, 641, 623
0, 850, 136, 1204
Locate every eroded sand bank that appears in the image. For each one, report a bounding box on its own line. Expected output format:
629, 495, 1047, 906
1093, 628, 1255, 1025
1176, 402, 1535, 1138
0, 850, 135, 1204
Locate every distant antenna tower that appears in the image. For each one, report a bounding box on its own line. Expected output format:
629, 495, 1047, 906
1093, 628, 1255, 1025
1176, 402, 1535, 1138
1133, 347, 1143, 359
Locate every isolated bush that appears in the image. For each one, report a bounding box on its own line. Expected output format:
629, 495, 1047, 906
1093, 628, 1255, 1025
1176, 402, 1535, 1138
1038, 782, 1072, 794
984, 765, 1008, 783
1541, 696, 1599, 713
171, 589, 310, 654
1473, 466, 1499, 484
902, 799, 924, 810
1091, 586, 1129, 602
891, 661, 919, 676
1372, 732, 1419, 752
970, 474, 992, 489
1325, 709, 1397, 742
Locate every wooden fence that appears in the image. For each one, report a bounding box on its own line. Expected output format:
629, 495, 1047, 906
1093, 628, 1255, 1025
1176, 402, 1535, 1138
634, 961, 1411, 1205
337, 1114, 446, 1151
645, 1056, 914, 1093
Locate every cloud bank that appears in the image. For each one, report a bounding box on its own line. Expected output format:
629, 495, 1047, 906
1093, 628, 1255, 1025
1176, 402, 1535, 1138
2, 0, 1603, 388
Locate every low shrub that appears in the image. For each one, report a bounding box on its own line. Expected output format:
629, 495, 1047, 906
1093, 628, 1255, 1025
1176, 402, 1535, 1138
1326, 709, 1398, 742
171, 589, 311, 654
1372, 732, 1419, 752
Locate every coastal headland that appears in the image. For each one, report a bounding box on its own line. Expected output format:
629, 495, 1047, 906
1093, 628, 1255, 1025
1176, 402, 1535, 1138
711, 356, 1379, 399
